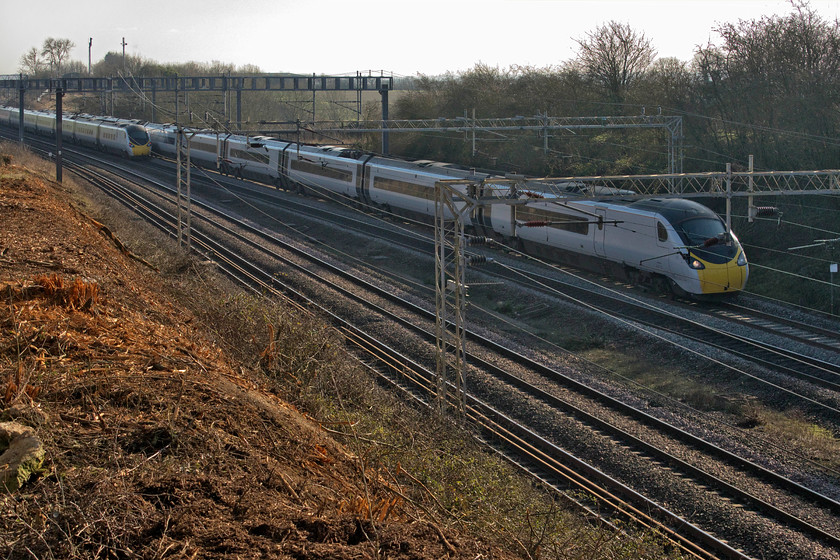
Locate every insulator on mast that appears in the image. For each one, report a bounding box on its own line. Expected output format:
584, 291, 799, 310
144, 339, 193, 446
748, 205, 782, 225
748, 205, 780, 220
466, 255, 493, 266
518, 220, 551, 228
467, 236, 491, 246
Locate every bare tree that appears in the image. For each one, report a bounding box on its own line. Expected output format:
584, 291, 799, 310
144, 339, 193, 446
41, 37, 75, 75
19, 47, 45, 76
695, 0, 840, 168
574, 21, 656, 105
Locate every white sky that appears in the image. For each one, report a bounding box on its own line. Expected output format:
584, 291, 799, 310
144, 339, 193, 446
3, 0, 840, 77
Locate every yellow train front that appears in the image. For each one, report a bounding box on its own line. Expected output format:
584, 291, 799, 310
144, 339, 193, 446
0, 106, 151, 158
86, 119, 152, 158
123, 123, 152, 157
503, 197, 749, 298
637, 198, 749, 297
676, 234, 748, 296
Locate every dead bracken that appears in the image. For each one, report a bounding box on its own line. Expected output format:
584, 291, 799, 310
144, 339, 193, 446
0, 143, 678, 560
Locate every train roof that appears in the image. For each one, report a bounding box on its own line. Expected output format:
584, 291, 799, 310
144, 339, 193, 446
624, 198, 721, 223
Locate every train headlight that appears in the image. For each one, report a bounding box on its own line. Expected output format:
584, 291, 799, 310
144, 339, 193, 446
737, 251, 747, 266
688, 258, 705, 270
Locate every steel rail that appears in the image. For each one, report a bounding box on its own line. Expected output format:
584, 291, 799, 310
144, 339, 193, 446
57, 154, 744, 560
16, 138, 836, 556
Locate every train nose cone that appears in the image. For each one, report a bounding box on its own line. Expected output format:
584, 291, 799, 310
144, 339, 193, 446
699, 260, 747, 294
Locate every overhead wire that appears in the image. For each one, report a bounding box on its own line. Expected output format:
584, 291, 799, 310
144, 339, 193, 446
80, 100, 839, 479
181, 153, 840, 474
111, 79, 834, 310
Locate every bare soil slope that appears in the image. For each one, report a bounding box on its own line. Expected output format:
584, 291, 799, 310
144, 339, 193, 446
0, 155, 512, 559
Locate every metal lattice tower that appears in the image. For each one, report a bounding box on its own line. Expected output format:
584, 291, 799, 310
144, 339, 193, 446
175, 128, 193, 249
434, 181, 473, 418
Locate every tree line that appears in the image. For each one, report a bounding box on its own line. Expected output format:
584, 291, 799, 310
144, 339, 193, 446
18, 37, 262, 81
392, 1, 840, 175
15, 2, 840, 175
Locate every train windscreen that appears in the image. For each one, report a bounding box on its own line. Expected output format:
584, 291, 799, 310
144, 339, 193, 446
675, 217, 736, 262
126, 124, 150, 145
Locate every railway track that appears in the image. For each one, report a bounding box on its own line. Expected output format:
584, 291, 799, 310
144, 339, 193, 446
713, 299, 840, 352
8, 134, 840, 558
47, 146, 751, 560
176, 164, 840, 416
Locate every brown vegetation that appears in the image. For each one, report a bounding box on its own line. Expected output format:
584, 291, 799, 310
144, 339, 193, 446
0, 147, 509, 558
0, 146, 678, 558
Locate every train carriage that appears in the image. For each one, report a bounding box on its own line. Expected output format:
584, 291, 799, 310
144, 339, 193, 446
0, 104, 748, 296
146, 123, 178, 157
285, 145, 359, 197
223, 135, 276, 180
0, 106, 15, 127
507, 196, 747, 296
365, 158, 485, 218
1, 106, 151, 158
22, 110, 41, 133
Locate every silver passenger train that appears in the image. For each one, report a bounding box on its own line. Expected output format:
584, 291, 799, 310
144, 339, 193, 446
0, 107, 747, 296
145, 123, 748, 297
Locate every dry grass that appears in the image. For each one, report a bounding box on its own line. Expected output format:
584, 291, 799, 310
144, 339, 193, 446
0, 141, 686, 559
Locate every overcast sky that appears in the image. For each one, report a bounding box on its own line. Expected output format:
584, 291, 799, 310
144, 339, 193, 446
3, 0, 840, 77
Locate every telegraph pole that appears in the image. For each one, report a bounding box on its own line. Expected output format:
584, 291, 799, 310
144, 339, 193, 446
434, 180, 469, 418
121, 37, 127, 69
175, 120, 195, 249
433, 179, 498, 420
380, 82, 389, 155
55, 87, 64, 183
88, 38, 92, 74
18, 74, 24, 143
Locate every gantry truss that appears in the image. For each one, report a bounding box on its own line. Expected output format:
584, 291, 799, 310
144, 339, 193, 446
317, 114, 684, 175
527, 168, 840, 199
0, 74, 394, 94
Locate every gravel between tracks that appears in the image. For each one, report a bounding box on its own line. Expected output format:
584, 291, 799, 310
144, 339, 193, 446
177, 178, 840, 559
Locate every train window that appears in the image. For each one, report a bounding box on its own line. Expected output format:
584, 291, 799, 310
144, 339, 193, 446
373, 176, 434, 200
125, 125, 150, 145
517, 206, 589, 235
291, 158, 353, 182
675, 217, 725, 246
657, 221, 668, 242
230, 147, 270, 165
191, 139, 217, 153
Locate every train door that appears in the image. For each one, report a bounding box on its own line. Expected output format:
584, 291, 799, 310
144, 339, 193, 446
215, 133, 222, 170
278, 145, 291, 189
593, 207, 607, 257
356, 155, 374, 203
653, 217, 673, 274
219, 134, 230, 173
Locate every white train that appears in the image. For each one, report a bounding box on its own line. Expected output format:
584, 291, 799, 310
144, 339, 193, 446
0, 108, 748, 296
145, 123, 747, 297
0, 105, 151, 158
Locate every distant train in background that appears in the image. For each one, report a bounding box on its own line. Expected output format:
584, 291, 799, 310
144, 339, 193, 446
0, 105, 150, 158
0, 105, 748, 297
